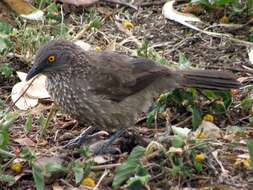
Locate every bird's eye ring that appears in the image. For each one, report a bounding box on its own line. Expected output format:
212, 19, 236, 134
48, 55, 56, 62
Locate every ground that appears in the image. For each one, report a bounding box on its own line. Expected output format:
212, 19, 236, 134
0, 0, 253, 189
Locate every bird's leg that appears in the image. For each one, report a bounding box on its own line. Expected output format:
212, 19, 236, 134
95, 128, 126, 155
64, 126, 96, 148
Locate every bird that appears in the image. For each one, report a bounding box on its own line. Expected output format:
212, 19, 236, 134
26, 40, 240, 147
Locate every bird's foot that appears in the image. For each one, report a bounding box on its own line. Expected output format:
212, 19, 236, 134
63, 126, 96, 148
94, 128, 126, 155
63, 127, 126, 155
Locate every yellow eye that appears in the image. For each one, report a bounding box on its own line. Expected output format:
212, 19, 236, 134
48, 55, 56, 62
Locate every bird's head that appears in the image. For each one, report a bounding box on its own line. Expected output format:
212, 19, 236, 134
26, 40, 82, 81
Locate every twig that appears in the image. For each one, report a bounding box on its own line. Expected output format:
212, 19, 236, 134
3, 76, 38, 115
2, 157, 16, 171
138, 0, 166, 7
212, 150, 229, 175
103, 0, 138, 10
93, 169, 109, 190
174, 115, 192, 127
40, 104, 58, 137
205, 65, 253, 74
60, 179, 74, 187
91, 163, 121, 170
72, 24, 90, 41
0, 148, 15, 157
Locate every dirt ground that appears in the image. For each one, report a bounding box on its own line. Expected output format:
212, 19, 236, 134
1, 0, 253, 189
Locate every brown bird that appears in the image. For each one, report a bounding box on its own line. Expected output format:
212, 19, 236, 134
26, 40, 240, 146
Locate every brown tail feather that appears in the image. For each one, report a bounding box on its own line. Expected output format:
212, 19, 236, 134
178, 70, 241, 90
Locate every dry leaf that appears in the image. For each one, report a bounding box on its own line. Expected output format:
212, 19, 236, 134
105, 40, 116, 51
74, 40, 91, 51
26, 75, 50, 99
145, 141, 164, 156
171, 125, 191, 138
194, 121, 222, 140
14, 137, 35, 146
4, 0, 44, 20
166, 147, 183, 155
162, 0, 201, 30
53, 183, 64, 190
93, 155, 113, 164
11, 81, 38, 110
11, 72, 50, 110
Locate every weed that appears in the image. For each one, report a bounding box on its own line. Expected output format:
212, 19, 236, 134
0, 64, 13, 79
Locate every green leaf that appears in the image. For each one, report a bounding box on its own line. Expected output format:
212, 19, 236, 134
194, 160, 203, 172
0, 112, 17, 149
247, 140, 253, 168
0, 128, 9, 149
72, 160, 84, 184
0, 21, 13, 54
171, 135, 185, 148
0, 99, 5, 110
204, 90, 232, 108
0, 112, 18, 128
170, 165, 181, 177
146, 109, 155, 126
241, 97, 253, 112
0, 174, 15, 186
128, 146, 145, 161
214, 91, 232, 108
32, 165, 45, 190
112, 146, 145, 189
21, 148, 36, 163
45, 162, 66, 174
25, 114, 33, 133
51, 23, 69, 37
126, 166, 150, 190
0, 37, 7, 52
38, 114, 46, 128
113, 160, 140, 189
0, 21, 13, 35
46, 3, 60, 21
188, 105, 202, 129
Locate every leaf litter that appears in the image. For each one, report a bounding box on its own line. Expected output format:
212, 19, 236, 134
0, 0, 253, 189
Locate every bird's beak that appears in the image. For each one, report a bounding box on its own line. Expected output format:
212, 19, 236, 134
26, 66, 41, 81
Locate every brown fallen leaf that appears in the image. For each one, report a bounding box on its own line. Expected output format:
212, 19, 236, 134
3, 0, 44, 20
14, 137, 35, 146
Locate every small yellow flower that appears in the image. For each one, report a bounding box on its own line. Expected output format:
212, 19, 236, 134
242, 159, 251, 169
203, 114, 214, 122
195, 153, 205, 162
235, 159, 252, 170
10, 162, 23, 173
219, 16, 229, 24
196, 131, 206, 139
81, 177, 96, 187
123, 20, 134, 30
95, 47, 102, 52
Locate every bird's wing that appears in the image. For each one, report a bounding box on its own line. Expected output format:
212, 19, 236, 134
85, 51, 171, 102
